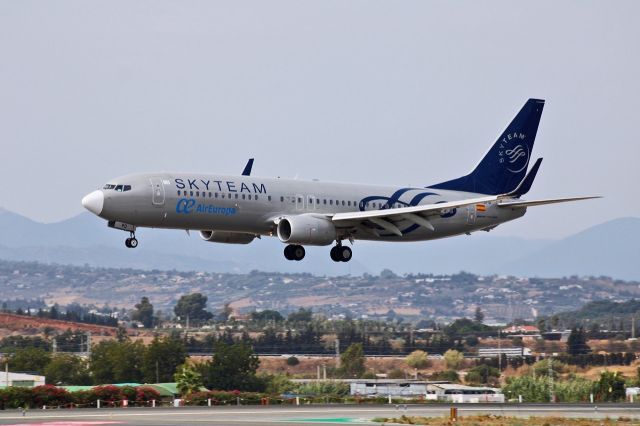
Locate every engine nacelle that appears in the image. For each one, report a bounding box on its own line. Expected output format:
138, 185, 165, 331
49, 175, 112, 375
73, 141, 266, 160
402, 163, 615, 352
277, 214, 336, 246
199, 230, 256, 244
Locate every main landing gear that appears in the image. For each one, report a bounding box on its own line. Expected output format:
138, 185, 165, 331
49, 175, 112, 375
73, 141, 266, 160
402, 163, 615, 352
330, 244, 352, 263
284, 244, 305, 261
125, 232, 138, 248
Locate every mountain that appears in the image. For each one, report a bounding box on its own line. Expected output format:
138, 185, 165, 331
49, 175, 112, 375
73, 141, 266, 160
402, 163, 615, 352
1, 207, 638, 279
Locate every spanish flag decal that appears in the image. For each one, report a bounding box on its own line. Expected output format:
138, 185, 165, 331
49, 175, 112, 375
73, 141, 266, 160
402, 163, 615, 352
476, 204, 487, 212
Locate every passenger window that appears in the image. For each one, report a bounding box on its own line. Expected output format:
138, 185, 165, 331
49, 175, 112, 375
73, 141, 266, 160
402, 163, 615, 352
341, 200, 345, 206
115, 185, 123, 192
242, 194, 246, 200
267, 195, 271, 201
235, 194, 239, 199
196, 191, 199, 196
177, 190, 181, 196
215, 193, 218, 198
190, 191, 193, 196
329, 200, 333, 205
280, 196, 284, 202
323, 199, 327, 205
123, 185, 131, 191
255, 195, 259, 201
209, 192, 212, 197
248, 194, 252, 200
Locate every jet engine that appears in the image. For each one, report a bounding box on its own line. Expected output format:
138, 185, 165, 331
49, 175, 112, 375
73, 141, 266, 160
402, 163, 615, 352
199, 230, 256, 244
277, 214, 336, 246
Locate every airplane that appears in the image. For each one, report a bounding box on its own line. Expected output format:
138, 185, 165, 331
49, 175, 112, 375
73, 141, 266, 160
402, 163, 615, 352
81, 99, 599, 263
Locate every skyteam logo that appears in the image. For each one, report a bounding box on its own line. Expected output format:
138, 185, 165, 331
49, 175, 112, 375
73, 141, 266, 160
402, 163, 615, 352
498, 132, 529, 173
360, 188, 455, 236
175, 198, 236, 216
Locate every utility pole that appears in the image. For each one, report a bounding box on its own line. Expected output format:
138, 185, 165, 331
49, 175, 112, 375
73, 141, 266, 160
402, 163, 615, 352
497, 329, 502, 373
5, 362, 8, 387
548, 354, 554, 403
335, 339, 340, 368
85, 332, 92, 355
52, 337, 57, 354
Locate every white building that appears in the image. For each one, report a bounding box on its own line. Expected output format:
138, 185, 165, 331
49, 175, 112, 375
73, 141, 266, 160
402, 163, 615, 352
425, 383, 504, 403
0, 372, 45, 388
348, 379, 504, 403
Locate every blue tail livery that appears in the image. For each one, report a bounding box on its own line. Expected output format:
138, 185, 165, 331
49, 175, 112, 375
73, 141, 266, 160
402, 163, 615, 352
431, 98, 545, 195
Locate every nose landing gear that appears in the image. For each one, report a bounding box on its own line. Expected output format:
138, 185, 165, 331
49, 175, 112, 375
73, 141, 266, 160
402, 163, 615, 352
284, 244, 305, 261
330, 244, 352, 262
125, 232, 139, 248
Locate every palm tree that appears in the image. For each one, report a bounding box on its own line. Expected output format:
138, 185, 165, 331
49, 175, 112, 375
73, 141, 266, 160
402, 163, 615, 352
174, 364, 204, 396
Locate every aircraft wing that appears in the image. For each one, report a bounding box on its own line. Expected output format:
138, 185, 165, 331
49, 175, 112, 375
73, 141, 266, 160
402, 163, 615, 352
497, 196, 601, 208
331, 195, 499, 236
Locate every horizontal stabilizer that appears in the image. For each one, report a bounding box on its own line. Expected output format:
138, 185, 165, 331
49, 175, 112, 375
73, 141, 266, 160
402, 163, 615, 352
497, 196, 601, 208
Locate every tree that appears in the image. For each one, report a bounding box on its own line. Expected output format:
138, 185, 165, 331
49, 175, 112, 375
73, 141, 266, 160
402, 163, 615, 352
132, 297, 154, 328
217, 302, 233, 322
198, 342, 262, 391
340, 343, 365, 378
465, 364, 499, 385
8, 347, 51, 374
89, 340, 145, 384
405, 350, 429, 369
251, 310, 284, 323
44, 354, 91, 385
142, 334, 187, 383
174, 364, 203, 396
174, 293, 213, 324
567, 326, 590, 355
474, 306, 485, 323
287, 308, 313, 323
592, 370, 626, 402
443, 349, 464, 370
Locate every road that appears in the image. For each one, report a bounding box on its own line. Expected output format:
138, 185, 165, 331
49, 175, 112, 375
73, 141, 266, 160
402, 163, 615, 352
0, 404, 637, 425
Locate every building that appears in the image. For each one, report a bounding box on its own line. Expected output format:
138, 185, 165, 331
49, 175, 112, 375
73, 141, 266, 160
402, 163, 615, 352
347, 379, 504, 403
502, 325, 540, 334
0, 372, 45, 388
425, 383, 504, 403
477, 347, 532, 358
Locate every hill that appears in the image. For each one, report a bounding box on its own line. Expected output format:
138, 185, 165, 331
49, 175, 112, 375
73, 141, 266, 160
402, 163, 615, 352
0, 207, 638, 279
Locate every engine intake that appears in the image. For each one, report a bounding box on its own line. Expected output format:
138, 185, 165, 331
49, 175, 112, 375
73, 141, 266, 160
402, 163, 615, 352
199, 230, 256, 244
277, 214, 336, 246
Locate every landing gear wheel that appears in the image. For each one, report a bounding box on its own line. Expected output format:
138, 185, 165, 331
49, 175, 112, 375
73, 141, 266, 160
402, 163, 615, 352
125, 238, 131, 248
284, 244, 305, 261
330, 245, 352, 262
292, 245, 305, 261
330, 246, 340, 262
129, 237, 138, 248
338, 246, 352, 262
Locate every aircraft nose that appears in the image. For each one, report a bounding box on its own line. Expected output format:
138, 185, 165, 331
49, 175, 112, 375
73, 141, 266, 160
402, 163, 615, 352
81, 190, 104, 215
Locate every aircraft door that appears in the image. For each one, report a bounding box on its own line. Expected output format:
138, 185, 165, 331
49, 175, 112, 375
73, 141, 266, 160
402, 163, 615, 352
295, 194, 305, 211
466, 205, 476, 224
151, 177, 165, 206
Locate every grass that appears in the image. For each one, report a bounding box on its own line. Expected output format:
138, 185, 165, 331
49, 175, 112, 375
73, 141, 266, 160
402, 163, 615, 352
370, 414, 638, 425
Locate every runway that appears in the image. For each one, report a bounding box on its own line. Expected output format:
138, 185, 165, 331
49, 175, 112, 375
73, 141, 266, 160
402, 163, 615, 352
0, 404, 638, 425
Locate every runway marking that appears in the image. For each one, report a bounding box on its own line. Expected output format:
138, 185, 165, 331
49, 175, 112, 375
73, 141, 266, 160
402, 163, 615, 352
2, 422, 123, 426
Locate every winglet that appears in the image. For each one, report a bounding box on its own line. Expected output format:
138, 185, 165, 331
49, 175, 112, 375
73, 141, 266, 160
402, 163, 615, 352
242, 158, 254, 176
507, 157, 542, 198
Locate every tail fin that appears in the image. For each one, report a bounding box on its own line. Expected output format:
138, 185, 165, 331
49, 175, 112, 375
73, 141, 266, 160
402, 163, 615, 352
431, 98, 545, 195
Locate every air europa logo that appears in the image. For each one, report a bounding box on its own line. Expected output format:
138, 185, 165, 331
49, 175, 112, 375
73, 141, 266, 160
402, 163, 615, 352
498, 132, 529, 173
176, 198, 196, 214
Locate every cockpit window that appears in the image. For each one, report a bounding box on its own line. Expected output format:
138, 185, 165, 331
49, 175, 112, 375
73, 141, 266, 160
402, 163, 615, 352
105, 184, 132, 192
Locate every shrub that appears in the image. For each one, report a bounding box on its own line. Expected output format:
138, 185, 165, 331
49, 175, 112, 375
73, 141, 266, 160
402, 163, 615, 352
134, 386, 161, 404
405, 350, 429, 369
443, 349, 464, 370
91, 385, 122, 406
430, 370, 459, 382
31, 385, 72, 408
286, 356, 299, 366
